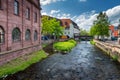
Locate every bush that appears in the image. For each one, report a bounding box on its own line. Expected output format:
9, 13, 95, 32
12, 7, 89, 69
90, 40, 95, 45
68, 39, 77, 45
53, 40, 76, 52
112, 55, 118, 61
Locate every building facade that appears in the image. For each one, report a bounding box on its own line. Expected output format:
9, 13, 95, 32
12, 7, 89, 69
109, 25, 118, 40
0, 0, 41, 65
60, 19, 80, 38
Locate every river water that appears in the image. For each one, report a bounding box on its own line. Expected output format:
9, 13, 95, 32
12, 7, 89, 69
4, 41, 120, 80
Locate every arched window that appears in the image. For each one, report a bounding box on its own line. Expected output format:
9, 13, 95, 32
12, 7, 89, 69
34, 30, 38, 41
12, 28, 21, 42
0, 26, 4, 43
25, 29, 31, 41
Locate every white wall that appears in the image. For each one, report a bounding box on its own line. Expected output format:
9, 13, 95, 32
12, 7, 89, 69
63, 23, 80, 38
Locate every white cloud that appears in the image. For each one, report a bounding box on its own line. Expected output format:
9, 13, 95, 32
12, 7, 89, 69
50, 10, 60, 14
41, 12, 48, 15
41, 5, 120, 30
105, 5, 120, 26
40, 0, 66, 5
74, 11, 98, 30
79, 0, 87, 2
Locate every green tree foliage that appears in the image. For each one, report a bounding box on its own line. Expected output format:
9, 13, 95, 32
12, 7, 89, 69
41, 16, 64, 39
80, 28, 90, 36
90, 12, 110, 39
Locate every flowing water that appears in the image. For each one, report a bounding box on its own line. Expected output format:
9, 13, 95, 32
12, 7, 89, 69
4, 41, 120, 80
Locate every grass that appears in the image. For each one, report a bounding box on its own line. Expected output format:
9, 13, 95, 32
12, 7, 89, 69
53, 39, 76, 52
0, 50, 47, 78
42, 43, 48, 48
112, 55, 119, 61
90, 40, 96, 45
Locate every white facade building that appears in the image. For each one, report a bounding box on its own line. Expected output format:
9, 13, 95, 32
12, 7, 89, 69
61, 19, 80, 38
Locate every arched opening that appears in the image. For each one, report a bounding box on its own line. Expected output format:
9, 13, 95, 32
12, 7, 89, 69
12, 27, 21, 42
0, 26, 4, 43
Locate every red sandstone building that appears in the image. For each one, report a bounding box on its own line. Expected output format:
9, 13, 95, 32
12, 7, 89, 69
0, 0, 41, 65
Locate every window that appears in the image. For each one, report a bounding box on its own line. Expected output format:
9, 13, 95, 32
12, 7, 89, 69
0, 26, 4, 44
25, 29, 31, 41
14, 0, 19, 15
12, 28, 21, 42
65, 22, 68, 25
26, 8, 30, 19
34, 30, 38, 41
0, 0, 2, 9
34, 12, 37, 22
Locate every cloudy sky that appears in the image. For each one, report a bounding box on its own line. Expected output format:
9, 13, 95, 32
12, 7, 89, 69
40, 0, 120, 30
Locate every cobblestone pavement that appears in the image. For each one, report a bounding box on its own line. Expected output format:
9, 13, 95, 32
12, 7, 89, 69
5, 41, 120, 80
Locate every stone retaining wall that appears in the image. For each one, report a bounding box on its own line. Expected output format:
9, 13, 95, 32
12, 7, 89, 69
94, 40, 120, 62
0, 45, 41, 65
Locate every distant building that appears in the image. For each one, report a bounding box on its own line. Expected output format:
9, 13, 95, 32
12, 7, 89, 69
60, 19, 80, 38
109, 25, 118, 39
0, 0, 41, 65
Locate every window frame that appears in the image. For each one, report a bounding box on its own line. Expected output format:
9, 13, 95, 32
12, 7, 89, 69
0, 26, 4, 44
12, 27, 21, 42
34, 30, 38, 41
25, 29, 31, 41
26, 8, 30, 20
34, 12, 37, 22
0, 0, 1, 9
14, 0, 19, 15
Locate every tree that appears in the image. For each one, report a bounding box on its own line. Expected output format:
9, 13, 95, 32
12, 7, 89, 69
41, 15, 64, 40
80, 28, 90, 36
90, 12, 110, 39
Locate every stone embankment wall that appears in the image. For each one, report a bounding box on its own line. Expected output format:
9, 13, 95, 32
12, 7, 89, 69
0, 45, 41, 65
94, 40, 120, 62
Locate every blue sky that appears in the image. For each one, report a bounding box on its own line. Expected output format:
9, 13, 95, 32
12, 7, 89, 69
40, 0, 120, 30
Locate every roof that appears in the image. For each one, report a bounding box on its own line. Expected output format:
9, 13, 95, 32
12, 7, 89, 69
60, 19, 80, 30
60, 19, 72, 28
27, 0, 41, 9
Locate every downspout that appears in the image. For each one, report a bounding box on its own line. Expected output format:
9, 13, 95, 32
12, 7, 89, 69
22, 0, 24, 48
6, 0, 9, 51
39, 5, 42, 45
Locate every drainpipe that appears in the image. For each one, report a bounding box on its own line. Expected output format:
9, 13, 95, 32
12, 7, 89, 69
6, 0, 9, 51
22, 0, 24, 48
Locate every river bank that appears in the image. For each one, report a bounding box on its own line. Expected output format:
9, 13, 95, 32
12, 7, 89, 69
3, 41, 120, 80
0, 50, 48, 79
94, 40, 120, 62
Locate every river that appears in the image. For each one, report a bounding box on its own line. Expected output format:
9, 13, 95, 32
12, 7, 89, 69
4, 41, 120, 80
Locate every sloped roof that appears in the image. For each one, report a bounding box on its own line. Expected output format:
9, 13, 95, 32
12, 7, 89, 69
60, 19, 71, 28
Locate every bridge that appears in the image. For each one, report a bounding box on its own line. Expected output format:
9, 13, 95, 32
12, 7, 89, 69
74, 34, 93, 41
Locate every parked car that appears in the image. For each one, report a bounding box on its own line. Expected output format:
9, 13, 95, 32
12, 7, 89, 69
41, 36, 49, 40
111, 37, 118, 41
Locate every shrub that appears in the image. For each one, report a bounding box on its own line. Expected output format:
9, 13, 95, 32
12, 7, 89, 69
112, 55, 118, 61
90, 40, 95, 45
53, 40, 76, 52
68, 39, 77, 45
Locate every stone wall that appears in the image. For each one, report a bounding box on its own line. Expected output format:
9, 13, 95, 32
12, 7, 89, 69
94, 40, 120, 62
0, 45, 41, 65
